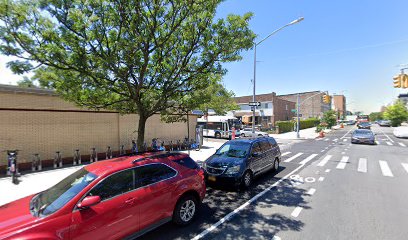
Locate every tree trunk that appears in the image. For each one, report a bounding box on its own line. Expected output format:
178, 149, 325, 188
137, 114, 148, 151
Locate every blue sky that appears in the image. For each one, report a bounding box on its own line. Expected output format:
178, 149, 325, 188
1, 0, 408, 113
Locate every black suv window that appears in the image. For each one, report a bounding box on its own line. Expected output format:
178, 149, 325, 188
89, 169, 134, 201
259, 140, 272, 152
174, 157, 199, 169
135, 164, 177, 188
250, 142, 262, 155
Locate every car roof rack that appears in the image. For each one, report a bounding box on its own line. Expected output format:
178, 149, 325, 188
132, 152, 183, 164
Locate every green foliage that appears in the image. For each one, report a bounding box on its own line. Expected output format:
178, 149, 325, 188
383, 101, 408, 127
369, 112, 383, 122
275, 121, 294, 133
322, 110, 337, 128
299, 118, 320, 130
0, 0, 255, 149
17, 76, 38, 88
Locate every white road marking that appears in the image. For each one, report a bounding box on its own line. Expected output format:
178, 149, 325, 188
333, 138, 338, 142
299, 154, 319, 165
307, 188, 316, 195
402, 163, 408, 173
336, 156, 349, 169
281, 152, 291, 156
318, 177, 325, 181
341, 128, 354, 139
291, 207, 303, 218
375, 141, 380, 145
317, 155, 332, 167
316, 138, 322, 141
284, 153, 304, 162
191, 163, 306, 239
379, 161, 393, 177
386, 141, 393, 146
379, 128, 395, 142
321, 150, 325, 152
325, 169, 331, 173
341, 152, 345, 154
324, 138, 329, 141
357, 158, 367, 173
399, 142, 406, 147
272, 236, 281, 240
343, 139, 347, 142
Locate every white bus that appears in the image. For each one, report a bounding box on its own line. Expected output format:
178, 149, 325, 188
197, 116, 242, 139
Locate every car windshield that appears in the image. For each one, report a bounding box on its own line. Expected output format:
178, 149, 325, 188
216, 142, 250, 158
30, 168, 97, 217
354, 130, 373, 136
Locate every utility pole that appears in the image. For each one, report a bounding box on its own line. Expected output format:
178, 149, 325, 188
252, 43, 257, 134
296, 93, 300, 138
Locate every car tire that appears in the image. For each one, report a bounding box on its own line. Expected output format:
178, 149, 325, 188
172, 195, 198, 226
272, 158, 279, 172
215, 132, 221, 139
258, 134, 263, 137
241, 171, 253, 189
241, 133, 245, 137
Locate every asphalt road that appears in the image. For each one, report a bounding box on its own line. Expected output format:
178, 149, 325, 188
138, 125, 408, 240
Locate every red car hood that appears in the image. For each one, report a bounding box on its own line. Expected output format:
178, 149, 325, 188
0, 195, 38, 238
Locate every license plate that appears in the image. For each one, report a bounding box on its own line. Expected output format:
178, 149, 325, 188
208, 176, 216, 182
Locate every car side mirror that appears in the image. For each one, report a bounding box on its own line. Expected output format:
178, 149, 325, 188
77, 196, 101, 209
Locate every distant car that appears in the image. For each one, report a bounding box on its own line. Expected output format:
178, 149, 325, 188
378, 120, 391, 127
203, 137, 281, 189
357, 122, 371, 129
240, 128, 269, 137
0, 152, 206, 240
351, 129, 376, 145
393, 126, 408, 138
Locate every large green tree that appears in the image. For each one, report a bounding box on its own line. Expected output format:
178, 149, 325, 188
322, 110, 337, 128
383, 101, 408, 127
0, 0, 255, 149
369, 112, 383, 122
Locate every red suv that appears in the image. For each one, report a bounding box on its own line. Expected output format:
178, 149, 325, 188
0, 152, 206, 240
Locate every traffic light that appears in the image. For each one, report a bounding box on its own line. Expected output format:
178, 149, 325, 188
393, 74, 408, 88
322, 95, 331, 103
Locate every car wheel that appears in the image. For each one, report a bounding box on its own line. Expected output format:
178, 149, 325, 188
241, 133, 245, 137
258, 134, 263, 137
173, 195, 198, 226
215, 132, 221, 139
272, 158, 279, 172
241, 171, 253, 189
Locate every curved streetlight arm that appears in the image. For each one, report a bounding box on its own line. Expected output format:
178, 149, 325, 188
256, 17, 304, 46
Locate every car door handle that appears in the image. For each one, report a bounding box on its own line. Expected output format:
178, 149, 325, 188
125, 198, 135, 205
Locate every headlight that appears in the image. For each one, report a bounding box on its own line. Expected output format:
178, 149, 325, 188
225, 165, 241, 174
352, 137, 358, 140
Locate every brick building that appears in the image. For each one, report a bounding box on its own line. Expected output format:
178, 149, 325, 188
227, 92, 296, 128
0, 84, 197, 173
278, 91, 331, 119
332, 95, 347, 119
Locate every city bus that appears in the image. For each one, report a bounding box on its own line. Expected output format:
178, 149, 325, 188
197, 116, 242, 139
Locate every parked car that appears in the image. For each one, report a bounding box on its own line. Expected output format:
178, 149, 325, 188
393, 126, 408, 138
378, 120, 391, 127
203, 137, 281, 189
240, 127, 269, 137
351, 129, 376, 145
357, 122, 371, 129
0, 152, 206, 240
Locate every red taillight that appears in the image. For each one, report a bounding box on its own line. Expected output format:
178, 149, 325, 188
198, 168, 205, 181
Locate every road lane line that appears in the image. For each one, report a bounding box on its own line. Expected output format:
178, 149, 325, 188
291, 207, 303, 218
317, 155, 332, 167
343, 139, 347, 142
281, 152, 291, 156
284, 153, 303, 162
379, 128, 395, 143
341, 128, 354, 139
191, 163, 306, 239
357, 158, 367, 173
386, 141, 393, 146
336, 156, 349, 169
402, 163, 408, 173
318, 177, 325, 181
333, 138, 338, 142
324, 138, 329, 141
320, 150, 325, 152
379, 160, 393, 177
299, 154, 319, 165
307, 188, 316, 195
325, 169, 331, 173
399, 142, 406, 147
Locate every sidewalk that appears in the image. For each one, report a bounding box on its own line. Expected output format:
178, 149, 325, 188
0, 140, 225, 206
269, 127, 330, 140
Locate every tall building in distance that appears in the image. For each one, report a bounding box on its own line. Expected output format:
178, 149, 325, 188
398, 93, 408, 107
278, 91, 331, 119
332, 95, 347, 119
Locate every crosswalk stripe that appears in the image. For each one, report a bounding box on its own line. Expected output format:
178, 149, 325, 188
402, 163, 408, 173
291, 207, 303, 218
299, 154, 319, 165
379, 161, 393, 177
317, 155, 332, 167
333, 138, 338, 142
281, 152, 291, 156
324, 138, 329, 141
357, 158, 367, 173
386, 142, 393, 146
284, 153, 303, 162
336, 156, 349, 169
343, 139, 347, 142
399, 142, 406, 147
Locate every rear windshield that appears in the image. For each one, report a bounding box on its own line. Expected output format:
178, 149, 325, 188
354, 130, 373, 135
173, 157, 199, 169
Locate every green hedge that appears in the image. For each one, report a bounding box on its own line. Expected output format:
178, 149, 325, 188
299, 118, 320, 130
275, 121, 294, 133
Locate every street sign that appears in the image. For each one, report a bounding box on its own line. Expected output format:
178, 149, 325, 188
291, 109, 297, 113
249, 101, 261, 107
191, 110, 204, 115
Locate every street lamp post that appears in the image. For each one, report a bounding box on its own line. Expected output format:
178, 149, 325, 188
252, 17, 304, 134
